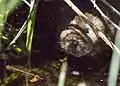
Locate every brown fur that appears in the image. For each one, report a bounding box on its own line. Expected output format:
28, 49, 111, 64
60, 11, 114, 57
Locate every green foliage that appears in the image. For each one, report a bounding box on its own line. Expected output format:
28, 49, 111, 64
0, 0, 40, 84
0, 0, 6, 40
0, 0, 22, 36
26, 0, 39, 57
6, 0, 23, 15
5, 73, 19, 85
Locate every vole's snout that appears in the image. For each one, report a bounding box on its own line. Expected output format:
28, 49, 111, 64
70, 40, 78, 48
59, 12, 108, 57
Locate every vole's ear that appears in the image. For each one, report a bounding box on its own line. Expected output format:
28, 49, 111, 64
70, 16, 77, 25
70, 16, 83, 25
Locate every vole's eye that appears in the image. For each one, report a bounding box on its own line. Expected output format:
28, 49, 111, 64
67, 24, 79, 30
84, 28, 89, 33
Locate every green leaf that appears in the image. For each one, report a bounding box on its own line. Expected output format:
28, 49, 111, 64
15, 47, 22, 54
6, 0, 23, 15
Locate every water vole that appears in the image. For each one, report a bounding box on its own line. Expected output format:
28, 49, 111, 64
60, 12, 113, 57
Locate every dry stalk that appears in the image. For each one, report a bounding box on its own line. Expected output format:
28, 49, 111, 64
6, 65, 43, 82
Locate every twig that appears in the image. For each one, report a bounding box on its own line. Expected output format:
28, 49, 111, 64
6, 65, 38, 77
6, 65, 43, 82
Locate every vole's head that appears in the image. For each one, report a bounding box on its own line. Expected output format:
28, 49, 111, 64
60, 12, 105, 57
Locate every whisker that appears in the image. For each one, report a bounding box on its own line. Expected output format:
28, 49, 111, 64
57, 41, 61, 44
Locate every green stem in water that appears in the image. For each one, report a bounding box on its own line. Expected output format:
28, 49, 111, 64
58, 59, 68, 86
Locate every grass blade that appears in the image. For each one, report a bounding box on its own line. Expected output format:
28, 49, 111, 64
108, 30, 120, 86
58, 60, 68, 86
0, 0, 6, 51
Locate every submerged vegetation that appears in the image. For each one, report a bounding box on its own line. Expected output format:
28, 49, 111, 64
0, 0, 120, 86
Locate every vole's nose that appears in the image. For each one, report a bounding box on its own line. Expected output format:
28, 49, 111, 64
70, 40, 78, 48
